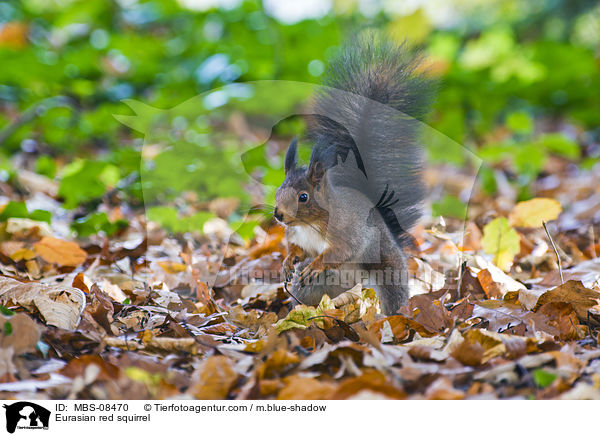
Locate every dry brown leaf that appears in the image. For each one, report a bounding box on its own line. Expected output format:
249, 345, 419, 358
188, 356, 238, 400
472, 300, 530, 333
534, 280, 600, 322
258, 348, 300, 379
477, 269, 504, 299
60, 355, 120, 382
330, 369, 405, 399
248, 225, 285, 259
530, 302, 584, 341
369, 315, 436, 342
72, 272, 90, 293
33, 237, 87, 267
0, 276, 85, 330
403, 294, 453, 333
424, 377, 465, 400
278, 375, 336, 400
5, 218, 52, 238
408, 345, 448, 362
451, 329, 526, 366
0, 313, 41, 354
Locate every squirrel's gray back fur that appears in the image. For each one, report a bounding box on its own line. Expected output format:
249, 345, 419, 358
308, 33, 435, 246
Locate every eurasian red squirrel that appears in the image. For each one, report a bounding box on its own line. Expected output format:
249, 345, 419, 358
273, 33, 435, 314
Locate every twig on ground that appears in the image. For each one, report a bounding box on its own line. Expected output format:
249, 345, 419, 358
543, 221, 563, 284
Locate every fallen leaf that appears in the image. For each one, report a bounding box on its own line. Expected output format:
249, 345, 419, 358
0, 312, 41, 354
0, 276, 85, 330
258, 348, 300, 379
60, 355, 120, 382
530, 302, 583, 341
33, 237, 87, 267
408, 345, 448, 362
5, 218, 52, 237
369, 314, 436, 342
403, 294, 453, 333
471, 300, 530, 333
188, 356, 238, 399
278, 376, 336, 400
424, 377, 465, 399
158, 261, 187, 274
275, 305, 319, 333
330, 369, 405, 399
477, 269, 504, 298
534, 280, 600, 322
481, 217, 521, 271
72, 273, 91, 293
451, 329, 526, 366
509, 198, 562, 228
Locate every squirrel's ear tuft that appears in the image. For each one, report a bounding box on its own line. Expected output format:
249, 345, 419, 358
284, 137, 298, 174
308, 160, 325, 184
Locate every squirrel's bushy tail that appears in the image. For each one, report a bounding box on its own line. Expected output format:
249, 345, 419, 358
308, 32, 436, 245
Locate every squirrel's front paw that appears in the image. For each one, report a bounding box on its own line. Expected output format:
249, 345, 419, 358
298, 258, 326, 284
282, 255, 300, 282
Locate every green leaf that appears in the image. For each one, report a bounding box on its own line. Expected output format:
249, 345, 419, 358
147, 206, 215, 233
514, 143, 546, 179
71, 212, 128, 237
58, 160, 108, 208
274, 305, 319, 333
0, 201, 51, 223
28, 209, 52, 224
230, 219, 260, 241
481, 217, 520, 271
480, 167, 498, 195
432, 195, 467, 219
537, 133, 580, 159
0, 305, 14, 316
533, 369, 557, 388
0, 201, 28, 221
506, 111, 533, 135
35, 155, 57, 178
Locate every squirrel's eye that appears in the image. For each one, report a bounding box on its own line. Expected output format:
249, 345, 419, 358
298, 192, 309, 203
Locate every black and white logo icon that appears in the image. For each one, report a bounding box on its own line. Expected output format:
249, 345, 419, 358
3, 402, 50, 433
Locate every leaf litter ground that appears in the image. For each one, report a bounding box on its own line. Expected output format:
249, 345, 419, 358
1, 157, 600, 400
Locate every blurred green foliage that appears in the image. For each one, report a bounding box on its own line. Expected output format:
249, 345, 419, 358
0, 0, 598, 236
0, 200, 51, 223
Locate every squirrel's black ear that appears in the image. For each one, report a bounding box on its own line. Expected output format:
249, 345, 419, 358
284, 137, 298, 174
307, 160, 325, 184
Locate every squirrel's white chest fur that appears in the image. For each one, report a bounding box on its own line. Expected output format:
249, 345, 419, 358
287, 224, 329, 257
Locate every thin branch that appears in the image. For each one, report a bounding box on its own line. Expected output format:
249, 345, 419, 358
543, 221, 563, 284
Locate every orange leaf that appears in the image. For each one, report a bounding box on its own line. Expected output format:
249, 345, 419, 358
33, 237, 87, 267
278, 376, 336, 400
187, 356, 238, 400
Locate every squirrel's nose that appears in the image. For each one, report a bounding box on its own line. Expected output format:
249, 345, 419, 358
273, 207, 283, 222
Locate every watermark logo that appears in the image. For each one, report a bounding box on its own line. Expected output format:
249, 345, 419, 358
3, 402, 50, 433
114, 80, 481, 293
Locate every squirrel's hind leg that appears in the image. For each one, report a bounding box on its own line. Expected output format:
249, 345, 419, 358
363, 254, 410, 315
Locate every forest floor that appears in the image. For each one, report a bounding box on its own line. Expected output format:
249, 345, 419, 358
1, 155, 600, 400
